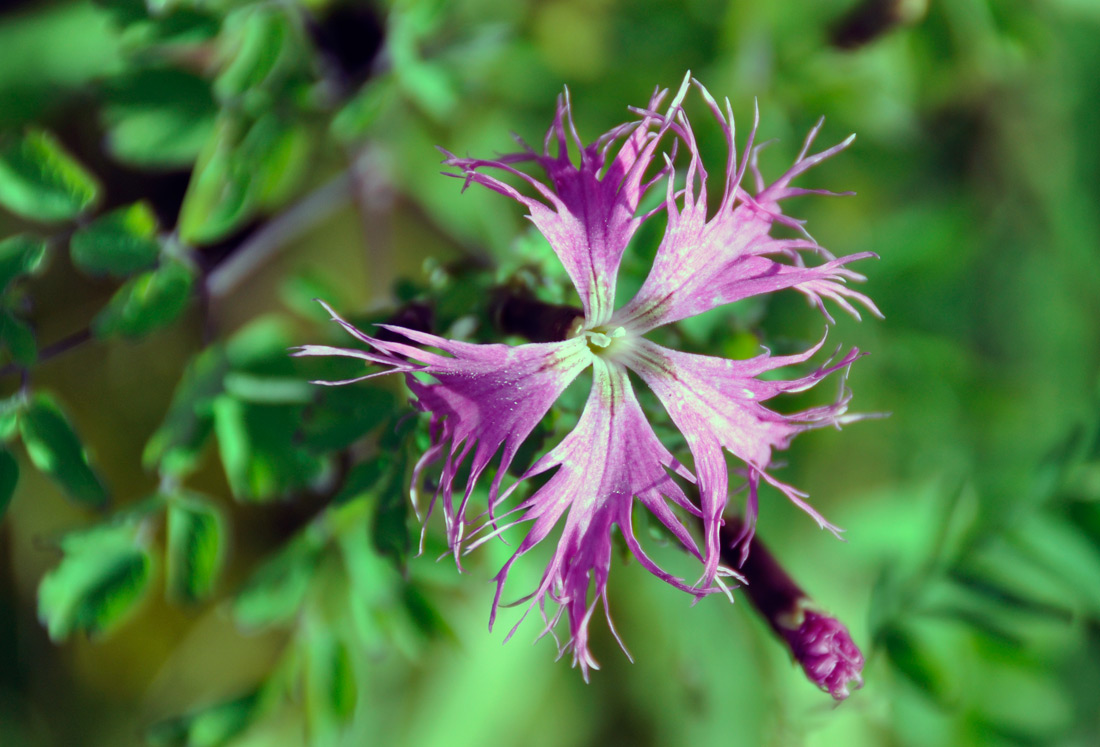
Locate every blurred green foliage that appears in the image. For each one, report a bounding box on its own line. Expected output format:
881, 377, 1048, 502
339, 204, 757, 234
1, 0, 1099, 745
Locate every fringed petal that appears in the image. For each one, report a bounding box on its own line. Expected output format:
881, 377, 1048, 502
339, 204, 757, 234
487, 358, 719, 680
295, 301, 593, 560
623, 337, 863, 561
442, 75, 691, 326
612, 81, 880, 333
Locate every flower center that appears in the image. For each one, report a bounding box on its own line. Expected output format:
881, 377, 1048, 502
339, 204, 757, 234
583, 325, 628, 358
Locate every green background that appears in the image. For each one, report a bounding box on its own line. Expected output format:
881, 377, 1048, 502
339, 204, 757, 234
2, 0, 1100, 745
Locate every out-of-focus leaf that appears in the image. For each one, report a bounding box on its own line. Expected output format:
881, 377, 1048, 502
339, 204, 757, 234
179, 111, 311, 245
279, 268, 347, 320
1007, 513, 1100, 617
337, 519, 397, 652
881, 625, 947, 701
332, 75, 397, 143
37, 521, 153, 641
301, 387, 396, 452
388, 6, 457, 122
102, 67, 216, 168
242, 113, 312, 211
214, 6, 298, 103
178, 118, 253, 246
92, 260, 194, 339
234, 536, 321, 629
226, 316, 295, 373
218, 398, 327, 501
223, 372, 314, 405
212, 394, 250, 500
18, 392, 108, 506
146, 691, 260, 747
0, 234, 48, 291
0, 130, 99, 222
0, 393, 24, 440
166, 492, 226, 604
970, 659, 1074, 739
144, 346, 228, 477
963, 533, 1095, 619
373, 454, 410, 564
303, 624, 358, 735
0, 310, 37, 366
70, 201, 161, 277
0, 447, 17, 518
403, 584, 452, 641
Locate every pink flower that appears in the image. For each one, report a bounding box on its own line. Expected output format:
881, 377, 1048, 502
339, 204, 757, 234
295, 75, 879, 679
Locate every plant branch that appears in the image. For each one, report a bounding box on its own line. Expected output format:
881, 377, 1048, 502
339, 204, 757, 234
0, 327, 92, 380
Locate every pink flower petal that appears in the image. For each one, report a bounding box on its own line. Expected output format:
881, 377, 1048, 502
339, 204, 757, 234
612, 82, 880, 333
442, 76, 691, 326
488, 358, 717, 680
624, 337, 862, 567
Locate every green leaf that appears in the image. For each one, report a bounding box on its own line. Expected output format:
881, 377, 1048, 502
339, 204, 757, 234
226, 316, 295, 372
0, 393, 24, 441
166, 493, 226, 604
102, 67, 217, 169
18, 392, 108, 506
241, 114, 311, 210
212, 394, 322, 501
178, 117, 253, 245
332, 76, 397, 143
178, 111, 311, 245
214, 7, 295, 102
70, 201, 161, 277
147, 691, 260, 747
881, 625, 947, 701
304, 626, 358, 734
92, 260, 194, 339
0, 130, 99, 222
301, 387, 396, 452
37, 521, 153, 641
0, 310, 37, 366
223, 371, 314, 405
212, 394, 250, 500
144, 346, 228, 477
0, 447, 17, 518
0, 233, 48, 291
233, 536, 321, 629
1008, 513, 1100, 617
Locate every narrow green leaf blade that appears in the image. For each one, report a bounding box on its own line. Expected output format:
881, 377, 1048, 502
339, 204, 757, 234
0, 130, 100, 222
